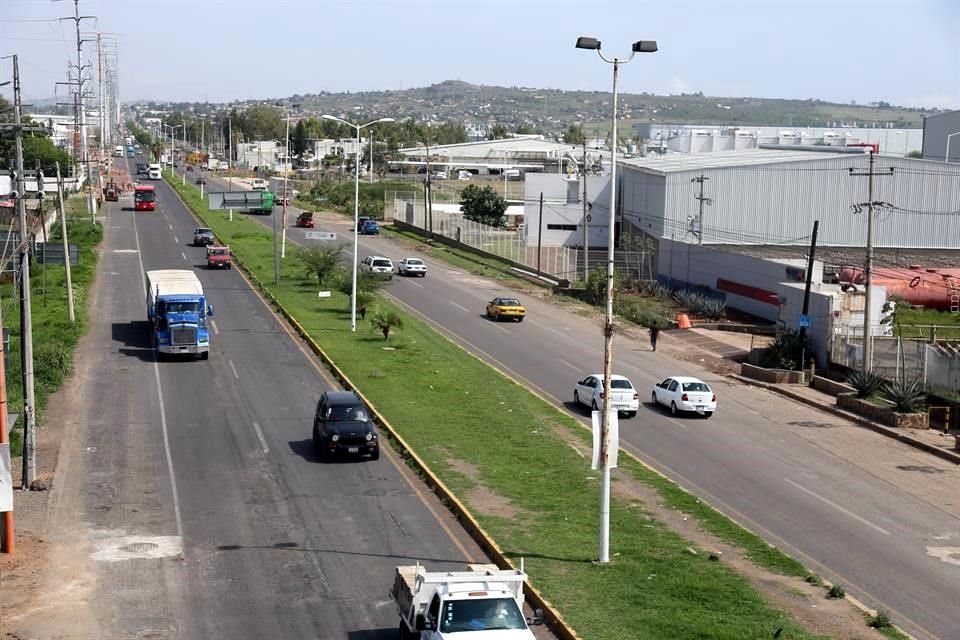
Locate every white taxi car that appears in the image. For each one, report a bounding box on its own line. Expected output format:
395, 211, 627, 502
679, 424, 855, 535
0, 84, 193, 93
651, 376, 717, 418
573, 374, 639, 418
397, 257, 427, 277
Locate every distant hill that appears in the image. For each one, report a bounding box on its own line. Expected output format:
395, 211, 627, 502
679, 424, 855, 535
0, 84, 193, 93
285, 80, 932, 132
132, 81, 937, 135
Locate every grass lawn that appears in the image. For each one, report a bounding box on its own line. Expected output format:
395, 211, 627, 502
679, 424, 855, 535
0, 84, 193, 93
167, 171, 832, 639
893, 306, 960, 340
5, 196, 102, 455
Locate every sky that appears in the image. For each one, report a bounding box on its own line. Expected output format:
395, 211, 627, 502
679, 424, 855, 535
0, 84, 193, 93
1, 0, 958, 109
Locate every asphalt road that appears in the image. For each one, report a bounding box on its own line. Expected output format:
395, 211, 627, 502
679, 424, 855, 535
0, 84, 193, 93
201, 168, 960, 640
66, 159, 543, 639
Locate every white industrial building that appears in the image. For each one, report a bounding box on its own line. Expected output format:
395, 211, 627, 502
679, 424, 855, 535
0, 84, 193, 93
921, 110, 960, 162
398, 135, 608, 175
634, 123, 923, 157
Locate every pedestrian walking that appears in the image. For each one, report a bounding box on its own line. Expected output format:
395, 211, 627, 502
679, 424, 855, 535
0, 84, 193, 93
649, 325, 660, 352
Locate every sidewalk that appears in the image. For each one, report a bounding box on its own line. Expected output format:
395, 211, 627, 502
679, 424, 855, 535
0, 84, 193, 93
733, 375, 960, 465
665, 327, 960, 465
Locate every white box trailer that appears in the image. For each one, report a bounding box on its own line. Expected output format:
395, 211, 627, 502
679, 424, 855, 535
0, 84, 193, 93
391, 563, 541, 639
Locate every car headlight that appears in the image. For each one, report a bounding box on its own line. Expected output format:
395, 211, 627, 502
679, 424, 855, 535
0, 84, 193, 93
365, 432, 373, 441
330, 434, 339, 442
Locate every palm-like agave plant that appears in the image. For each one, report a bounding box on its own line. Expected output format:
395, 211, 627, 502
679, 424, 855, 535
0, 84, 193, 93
883, 377, 926, 413
847, 369, 886, 398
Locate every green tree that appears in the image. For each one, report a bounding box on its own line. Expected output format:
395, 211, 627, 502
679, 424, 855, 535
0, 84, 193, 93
369, 309, 403, 341
292, 120, 309, 159
0, 98, 71, 173
487, 124, 509, 140
564, 123, 585, 145
299, 244, 346, 286
459, 184, 507, 227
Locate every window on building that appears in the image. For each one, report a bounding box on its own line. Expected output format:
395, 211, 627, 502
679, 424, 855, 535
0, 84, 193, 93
547, 224, 578, 231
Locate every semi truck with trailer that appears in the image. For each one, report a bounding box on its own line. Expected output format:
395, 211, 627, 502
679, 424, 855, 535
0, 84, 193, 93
391, 563, 541, 640
146, 269, 214, 360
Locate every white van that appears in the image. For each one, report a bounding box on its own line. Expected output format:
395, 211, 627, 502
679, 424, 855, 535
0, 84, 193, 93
114, 146, 125, 158
457, 170, 472, 181
148, 163, 162, 180
251, 178, 268, 191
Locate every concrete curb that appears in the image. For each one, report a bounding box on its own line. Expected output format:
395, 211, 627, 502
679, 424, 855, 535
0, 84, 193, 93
730, 374, 960, 466
165, 176, 581, 640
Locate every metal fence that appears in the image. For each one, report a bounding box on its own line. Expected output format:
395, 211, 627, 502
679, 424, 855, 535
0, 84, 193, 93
831, 325, 960, 392
390, 192, 580, 281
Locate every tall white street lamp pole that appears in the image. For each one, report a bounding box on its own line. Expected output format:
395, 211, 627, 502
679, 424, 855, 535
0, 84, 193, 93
321, 114, 395, 332
576, 35, 657, 564
282, 111, 290, 259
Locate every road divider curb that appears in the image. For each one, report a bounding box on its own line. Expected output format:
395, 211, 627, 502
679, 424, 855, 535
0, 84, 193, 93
164, 174, 582, 640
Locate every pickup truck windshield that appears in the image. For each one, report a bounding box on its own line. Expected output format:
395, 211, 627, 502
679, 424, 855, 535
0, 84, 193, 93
440, 598, 526, 633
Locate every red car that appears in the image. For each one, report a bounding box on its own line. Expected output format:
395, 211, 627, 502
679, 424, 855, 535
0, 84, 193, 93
206, 245, 232, 269
295, 212, 315, 228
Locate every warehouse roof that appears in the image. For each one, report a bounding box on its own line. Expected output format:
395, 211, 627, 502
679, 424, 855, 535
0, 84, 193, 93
620, 147, 867, 175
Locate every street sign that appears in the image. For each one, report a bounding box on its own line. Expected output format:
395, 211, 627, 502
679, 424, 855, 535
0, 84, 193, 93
208, 191, 270, 210
35, 243, 79, 265
799, 314, 811, 328
317, 291, 331, 298
305, 231, 336, 241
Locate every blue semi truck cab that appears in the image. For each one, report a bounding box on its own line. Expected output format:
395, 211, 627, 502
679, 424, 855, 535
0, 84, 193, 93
146, 269, 214, 360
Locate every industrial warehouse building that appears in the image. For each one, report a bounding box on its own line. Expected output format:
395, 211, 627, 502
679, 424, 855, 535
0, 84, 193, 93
397, 136, 608, 174
921, 109, 960, 162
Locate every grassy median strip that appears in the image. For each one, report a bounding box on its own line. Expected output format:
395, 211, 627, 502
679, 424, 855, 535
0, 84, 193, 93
5, 197, 102, 455
167, 174, 826, 639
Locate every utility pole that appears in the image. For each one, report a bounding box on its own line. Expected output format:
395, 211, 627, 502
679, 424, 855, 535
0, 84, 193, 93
56, 162, 76, 322
849, 151, 894, 372
797, 220, 819, 369
691, 174, 711, 245
97, 34, 104, 158
10, 56, 38, 489
583, 138, 589, 281
60, 0, 97, 222
537, 192, 544, 275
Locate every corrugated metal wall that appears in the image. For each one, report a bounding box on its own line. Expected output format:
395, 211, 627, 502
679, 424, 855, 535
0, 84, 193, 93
623, 155, 960, 249
921, 111, 960, 161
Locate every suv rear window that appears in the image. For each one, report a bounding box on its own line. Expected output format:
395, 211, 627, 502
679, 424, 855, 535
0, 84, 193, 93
373, 260, 392, 268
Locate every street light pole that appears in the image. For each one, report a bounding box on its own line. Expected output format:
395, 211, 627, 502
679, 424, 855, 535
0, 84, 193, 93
322, 115, 395, 331
576, 35, 657, 564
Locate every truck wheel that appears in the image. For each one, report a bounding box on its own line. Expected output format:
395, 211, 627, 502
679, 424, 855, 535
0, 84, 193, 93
200, 352, 209, 361
398, 621, 418, 640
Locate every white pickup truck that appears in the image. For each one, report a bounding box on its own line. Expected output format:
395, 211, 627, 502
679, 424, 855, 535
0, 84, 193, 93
391, 563, 542, 640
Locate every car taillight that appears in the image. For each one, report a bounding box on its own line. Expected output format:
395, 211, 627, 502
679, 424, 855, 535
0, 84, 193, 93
681, 393, 689, 401
599, 392, 604, 399
633, 393, 638, 400
712, 394, 717, 402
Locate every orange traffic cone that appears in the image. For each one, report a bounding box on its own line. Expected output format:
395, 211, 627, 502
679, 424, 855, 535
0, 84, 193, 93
676, 313, 692, 329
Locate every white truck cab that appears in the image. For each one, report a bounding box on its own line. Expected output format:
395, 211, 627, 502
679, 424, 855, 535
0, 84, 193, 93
392, 564, 542, 640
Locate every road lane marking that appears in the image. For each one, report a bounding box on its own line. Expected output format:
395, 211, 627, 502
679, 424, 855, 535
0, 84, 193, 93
228, 359, 239, 379
251, 420, 270, 454
784, 478, 890, 536
174, 236, 179, 243
131, 206, 185, 539
405, 279, 424, 288
181, 251, 187, 261
558, 358, 580, 371
169, 224, 173, 230
210, 319, 219, 335
450, 301, 470, 313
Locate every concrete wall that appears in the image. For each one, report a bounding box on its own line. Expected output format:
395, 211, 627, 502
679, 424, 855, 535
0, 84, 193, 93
656, 238, 821, 319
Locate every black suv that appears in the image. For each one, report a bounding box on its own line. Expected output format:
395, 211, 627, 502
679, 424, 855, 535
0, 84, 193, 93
312, 391, 379, 460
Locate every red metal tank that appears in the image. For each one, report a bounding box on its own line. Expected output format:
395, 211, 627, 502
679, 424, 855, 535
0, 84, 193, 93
838, 264, 960, 310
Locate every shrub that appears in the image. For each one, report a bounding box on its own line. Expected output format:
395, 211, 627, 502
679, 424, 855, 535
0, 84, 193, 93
847, 369, 886, 399
696, 297, 727, 320
759, 330, 810, 371
584, 267, 622, 306
369, 309, 403, 341
883, 377, 926, 413
826, 584, 846, 599
868, 609, 892, 629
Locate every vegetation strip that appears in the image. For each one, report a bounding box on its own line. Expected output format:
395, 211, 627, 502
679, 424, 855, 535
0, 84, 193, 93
5, 197, 102, 456
166, 173, 847, 639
